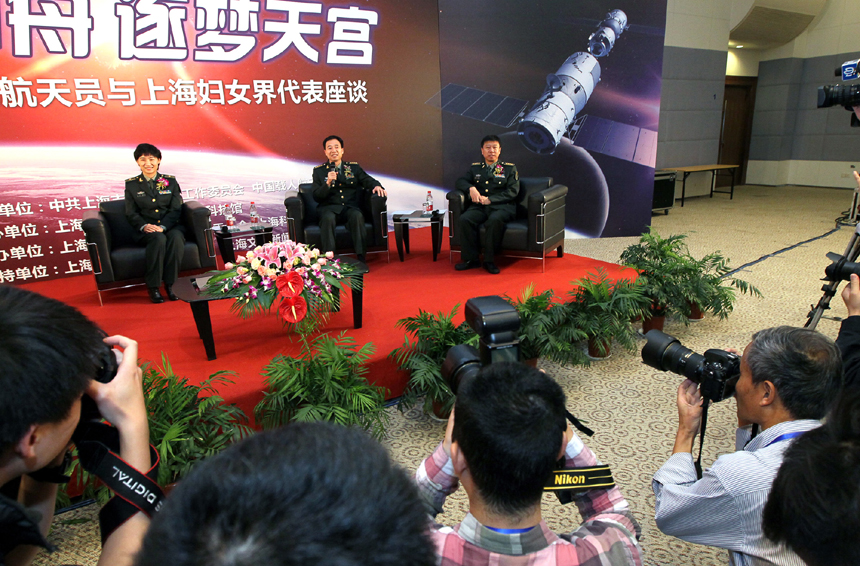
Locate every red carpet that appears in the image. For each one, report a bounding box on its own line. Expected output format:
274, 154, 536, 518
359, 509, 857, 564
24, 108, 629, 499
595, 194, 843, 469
20, 228, 635, 421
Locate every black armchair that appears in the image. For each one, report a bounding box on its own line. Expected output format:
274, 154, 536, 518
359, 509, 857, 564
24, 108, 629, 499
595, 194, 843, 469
82, 199, 216, 305
446, 177, 567, 272
284, 183, 389, 261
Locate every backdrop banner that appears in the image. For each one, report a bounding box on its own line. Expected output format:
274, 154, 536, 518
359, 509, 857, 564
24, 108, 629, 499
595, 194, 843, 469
0, 0, 443, 282
0, 0, 666, 284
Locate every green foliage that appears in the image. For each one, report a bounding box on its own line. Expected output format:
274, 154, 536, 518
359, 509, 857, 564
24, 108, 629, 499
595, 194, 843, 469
58, 356, 253, 508
505, 283, 590, 366
619, 229, 692, 317
566, 268, 651, 356
680, 251, 763, 319
619, 229, 761, 321
389, 305, 478, 415
143, 356, 254, 486
255, 332, 388, 440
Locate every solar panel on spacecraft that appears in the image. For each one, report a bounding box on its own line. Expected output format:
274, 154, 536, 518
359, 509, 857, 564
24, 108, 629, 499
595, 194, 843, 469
571, 115, 656, 168
432, 84, 528, 128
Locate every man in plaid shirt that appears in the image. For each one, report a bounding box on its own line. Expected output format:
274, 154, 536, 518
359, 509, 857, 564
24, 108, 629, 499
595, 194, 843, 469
415, 362, 642, 565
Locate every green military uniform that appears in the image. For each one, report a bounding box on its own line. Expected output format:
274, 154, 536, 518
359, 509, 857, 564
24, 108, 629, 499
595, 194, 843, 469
311, 161, 381, 255
454, 161, 520, 264
124, 173, 185, 289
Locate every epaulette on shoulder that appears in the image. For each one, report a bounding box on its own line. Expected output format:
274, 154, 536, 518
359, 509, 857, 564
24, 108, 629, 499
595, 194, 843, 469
345, 161, 359, 165
502, 162, 515, 166
471, 162, 481, 166
160, 173, 176, 178
125, 176, 139, 182
314, 163, 327, 169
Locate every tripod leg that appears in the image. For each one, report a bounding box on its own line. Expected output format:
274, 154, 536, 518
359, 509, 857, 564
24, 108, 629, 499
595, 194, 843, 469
807, 227, 860, 329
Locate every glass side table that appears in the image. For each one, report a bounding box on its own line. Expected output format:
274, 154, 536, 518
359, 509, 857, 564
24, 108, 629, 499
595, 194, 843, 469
212, 222, 274, 264
391, 209, 446, 262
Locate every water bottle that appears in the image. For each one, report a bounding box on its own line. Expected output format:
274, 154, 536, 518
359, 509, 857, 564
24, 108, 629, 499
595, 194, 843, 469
424, 191, 433, 213
249, 201, 260, 227
225, 210, 236, 231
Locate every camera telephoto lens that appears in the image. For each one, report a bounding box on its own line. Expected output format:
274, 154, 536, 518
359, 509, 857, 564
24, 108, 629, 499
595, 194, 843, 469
441, 344, 481, 396
817, 84, 860, 108
641, 329, 705, 382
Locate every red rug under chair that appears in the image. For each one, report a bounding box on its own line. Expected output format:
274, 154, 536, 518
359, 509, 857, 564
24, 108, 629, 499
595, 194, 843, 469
19, 227, 635, 421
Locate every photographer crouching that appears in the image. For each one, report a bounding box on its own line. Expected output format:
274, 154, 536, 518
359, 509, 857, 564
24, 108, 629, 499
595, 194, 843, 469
415, 361, 642, 565
0, 286, 152, 566
649, 326, 842, 565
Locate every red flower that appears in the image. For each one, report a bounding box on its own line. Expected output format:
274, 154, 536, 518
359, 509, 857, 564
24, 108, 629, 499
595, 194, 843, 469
279, 295, 308, 323
276, 271, 304, 298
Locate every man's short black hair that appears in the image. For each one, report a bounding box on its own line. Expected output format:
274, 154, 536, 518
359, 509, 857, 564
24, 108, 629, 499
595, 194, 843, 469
134, 143, 162, 161
0, 286, 103, 452
451, 362, 566, 519
323, 135, 344, 148
745, 326, 842, 419
480, 135, 501, 147
762, 387, 860, 566
136, 422, 436, 566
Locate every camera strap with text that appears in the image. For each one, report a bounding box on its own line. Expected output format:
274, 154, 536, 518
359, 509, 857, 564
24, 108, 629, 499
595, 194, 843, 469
73, 422, 164, 544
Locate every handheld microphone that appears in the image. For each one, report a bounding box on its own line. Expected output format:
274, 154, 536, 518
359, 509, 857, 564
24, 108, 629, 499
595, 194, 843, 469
327, 162, 337, 187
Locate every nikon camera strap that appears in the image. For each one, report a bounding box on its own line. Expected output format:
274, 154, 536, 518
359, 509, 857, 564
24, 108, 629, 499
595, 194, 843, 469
72, 422, 164, 544
544, 465, 615, 505
544, 465, 615, 493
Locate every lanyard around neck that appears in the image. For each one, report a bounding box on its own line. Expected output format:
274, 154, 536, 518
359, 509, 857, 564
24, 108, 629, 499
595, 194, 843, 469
764, 431, 805, 448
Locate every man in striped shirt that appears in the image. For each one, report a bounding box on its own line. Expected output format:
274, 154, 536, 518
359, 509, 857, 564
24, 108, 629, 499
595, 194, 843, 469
653, 326, 843, 566
415, 362, 642, 566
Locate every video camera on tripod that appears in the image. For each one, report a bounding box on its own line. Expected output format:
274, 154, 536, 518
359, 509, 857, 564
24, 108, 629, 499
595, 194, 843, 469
806, 223, 860, 330
441, 295, 615, 503
818, 59, 860, 127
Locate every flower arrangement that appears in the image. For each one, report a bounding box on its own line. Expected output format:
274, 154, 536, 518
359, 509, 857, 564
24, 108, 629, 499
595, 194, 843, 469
204, 240, 360, 334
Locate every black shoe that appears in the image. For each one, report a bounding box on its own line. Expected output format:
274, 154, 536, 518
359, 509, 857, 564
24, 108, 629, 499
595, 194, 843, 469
148, 287, 165, 303
165, 285, 179, 301
483, 262, 500, 275
357, 254, 366, 263
455, 260, 481, 271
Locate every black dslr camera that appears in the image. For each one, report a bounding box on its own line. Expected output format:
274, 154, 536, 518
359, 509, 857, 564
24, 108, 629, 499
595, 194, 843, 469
441, 295, 520, 394
78, 340, 121, 423
442, 296, 615, 502
641, 329, 740, 403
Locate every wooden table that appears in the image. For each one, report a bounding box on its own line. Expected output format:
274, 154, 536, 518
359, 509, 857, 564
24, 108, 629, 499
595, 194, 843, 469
661, 164, 739, 206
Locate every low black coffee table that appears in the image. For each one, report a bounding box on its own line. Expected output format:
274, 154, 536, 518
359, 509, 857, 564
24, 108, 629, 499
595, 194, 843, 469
172, 256, 368, 360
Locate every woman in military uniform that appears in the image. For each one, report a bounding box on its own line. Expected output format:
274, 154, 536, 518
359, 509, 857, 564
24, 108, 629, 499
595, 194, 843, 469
124, 143, 185, 303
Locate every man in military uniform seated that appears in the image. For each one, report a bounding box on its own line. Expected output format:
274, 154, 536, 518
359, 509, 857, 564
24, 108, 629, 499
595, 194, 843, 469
124, 143, 185, 304
454, 134, 519, 275
311, 135, 387, 263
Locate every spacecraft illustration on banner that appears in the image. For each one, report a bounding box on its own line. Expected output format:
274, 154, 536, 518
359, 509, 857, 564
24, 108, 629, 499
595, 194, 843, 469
430, 9, 657, 168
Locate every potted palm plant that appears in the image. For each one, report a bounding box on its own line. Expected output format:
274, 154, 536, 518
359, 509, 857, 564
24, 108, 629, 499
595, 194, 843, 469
389, 305, 478, 418
59, 356, 254, 507
566, 268, 651, 359
679, 251, 762, 320
619, 230, 699, 331
255, 331, 389, 440
505, 283, 590, 367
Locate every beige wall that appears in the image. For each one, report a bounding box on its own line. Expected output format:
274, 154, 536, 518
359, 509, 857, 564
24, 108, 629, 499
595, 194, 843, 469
726, 49, 762, 76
